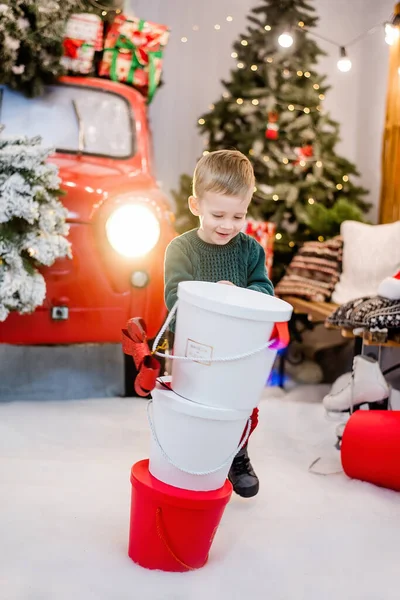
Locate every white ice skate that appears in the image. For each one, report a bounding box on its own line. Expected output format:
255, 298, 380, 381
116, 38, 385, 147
323, 355, 390, 414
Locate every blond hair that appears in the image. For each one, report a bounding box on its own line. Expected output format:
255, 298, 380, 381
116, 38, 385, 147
193, 150, 255, 199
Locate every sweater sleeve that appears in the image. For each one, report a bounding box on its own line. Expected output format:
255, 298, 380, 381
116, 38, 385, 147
247, 238, 274, 296
164, 239, 194, 311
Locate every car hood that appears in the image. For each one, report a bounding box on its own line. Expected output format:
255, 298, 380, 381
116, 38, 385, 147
51, 155, 158, 223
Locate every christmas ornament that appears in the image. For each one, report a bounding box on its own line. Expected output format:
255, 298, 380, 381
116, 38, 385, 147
99, 14, 170, 103
294, 144, 313, 165
265, 111, 279, 140
122, 317, 161, 396
62, 13, 104, 74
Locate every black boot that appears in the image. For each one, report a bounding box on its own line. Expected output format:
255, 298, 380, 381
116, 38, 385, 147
228, 446, 259, 498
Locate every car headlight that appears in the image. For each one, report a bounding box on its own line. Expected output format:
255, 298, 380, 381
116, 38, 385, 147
106, 204, 161, 258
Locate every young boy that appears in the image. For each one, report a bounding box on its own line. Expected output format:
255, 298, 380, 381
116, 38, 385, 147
164, 149, 274, 498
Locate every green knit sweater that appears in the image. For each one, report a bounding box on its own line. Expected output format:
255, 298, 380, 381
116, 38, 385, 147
164, 229, 274, 311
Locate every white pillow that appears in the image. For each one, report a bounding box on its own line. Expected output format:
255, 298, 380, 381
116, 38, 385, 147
331, 220, 400, 305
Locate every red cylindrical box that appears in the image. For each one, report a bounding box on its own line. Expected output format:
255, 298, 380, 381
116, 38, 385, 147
341, 411, 400, 491
128, 460, 232, 571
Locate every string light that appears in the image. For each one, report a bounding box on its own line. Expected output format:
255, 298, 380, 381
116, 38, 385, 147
179, 13, 392, 54
241, 40, 248, 46
236, 98, 244, 104
318, 236, 325, 242
198, 118, 205, 125
278, 32, 294, 48
316, 161, 323, 168
276, 233, 283, 240
263, 155, 270, 162
343, 175, 349, 182
304, 107, 310, 114
289, 241, 295, 248
267, 57, 274, 63
304, 71, 311, 78
231, 52, 238, 58
336, 184, 343, 190
251, 65, 258, 71
337, 46, 352, 72
181, 37, 188, 43
283, 68, 290, 77
308, 197, 315, 204
299, 160, 306, 167
288, 104, 295, 111
237, 62, 245, 69
209, 104, 215, 110
273, 194, 279, 201
102, 10, 107, 16
249, 149, 255, 156
297, 70, 303, 76
203, 151, 209, 156
283, 158, 289, 164
313, 84, 320, 90
316, 106, 321, 111
222, 92, 230, 99
252, 99, 259, 105
319, 94, 325, 100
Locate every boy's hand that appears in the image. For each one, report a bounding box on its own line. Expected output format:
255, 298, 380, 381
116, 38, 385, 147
218, 281, 235, 286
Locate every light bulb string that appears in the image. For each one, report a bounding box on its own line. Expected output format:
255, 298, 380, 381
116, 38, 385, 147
177, 11, 391, 56
296, 20, 387, 53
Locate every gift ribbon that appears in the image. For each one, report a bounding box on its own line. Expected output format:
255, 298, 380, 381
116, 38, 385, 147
104, 22, 164, 102
63, 38, 93, 59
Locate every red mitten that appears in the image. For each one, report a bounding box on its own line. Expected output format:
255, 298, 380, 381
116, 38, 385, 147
378, 270, 400, 300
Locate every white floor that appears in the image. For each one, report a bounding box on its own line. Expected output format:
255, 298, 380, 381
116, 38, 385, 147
1, 385, 400, 600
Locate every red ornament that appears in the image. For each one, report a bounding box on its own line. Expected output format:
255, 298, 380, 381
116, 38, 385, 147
294, 144, 313, 165
265, 111, 279, 140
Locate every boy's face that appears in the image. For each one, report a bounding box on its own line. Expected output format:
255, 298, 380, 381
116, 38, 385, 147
189, 191, 251, 245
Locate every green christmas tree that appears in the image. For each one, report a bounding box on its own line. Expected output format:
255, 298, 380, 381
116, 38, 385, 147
0, 133, 71, 321
173, 0, 369, 281
0, 0, 124, 97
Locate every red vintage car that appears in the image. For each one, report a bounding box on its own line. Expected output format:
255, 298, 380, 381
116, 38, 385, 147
0, 76, 176, 393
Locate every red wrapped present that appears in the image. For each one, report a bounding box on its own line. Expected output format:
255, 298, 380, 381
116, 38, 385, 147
244, 220, 276, 279
62, 13, 104, 75
99, 14, 169, 102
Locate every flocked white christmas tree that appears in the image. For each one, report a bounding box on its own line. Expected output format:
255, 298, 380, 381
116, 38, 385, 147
0, 132, 71, 321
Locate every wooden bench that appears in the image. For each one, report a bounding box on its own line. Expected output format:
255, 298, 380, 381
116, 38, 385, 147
281, 296, 400, 348
282, 296, 337, 323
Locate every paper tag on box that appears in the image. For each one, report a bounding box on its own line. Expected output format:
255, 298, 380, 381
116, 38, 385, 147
185, 339, 213, 366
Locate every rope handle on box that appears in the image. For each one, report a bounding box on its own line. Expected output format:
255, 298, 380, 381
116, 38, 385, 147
151, 301, 277, 363
155, 507, 208, 571
147, 401, 252, 476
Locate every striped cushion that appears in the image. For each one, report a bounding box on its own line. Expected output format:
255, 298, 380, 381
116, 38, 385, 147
275, 237, 343, 302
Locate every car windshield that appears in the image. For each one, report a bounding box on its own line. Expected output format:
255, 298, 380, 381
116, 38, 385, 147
0, 83, 134, 158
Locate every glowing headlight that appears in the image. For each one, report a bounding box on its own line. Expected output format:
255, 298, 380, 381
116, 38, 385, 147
106, 204, 161, 258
